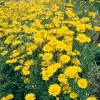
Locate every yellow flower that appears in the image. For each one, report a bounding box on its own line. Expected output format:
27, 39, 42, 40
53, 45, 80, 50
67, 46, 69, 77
48, 83, 61, 96
75, 34, 91, 43
88, 12, 96, 18
66, 10, 75, 18
84, 10, 88, 12
94, 26, 100, 31
41, 63, 61, 81
1, 50, 8, 56
60, 54, 70, 64
31, 44, 37, 51
89, 0, 94, 2
6, 94, 14, 99
56, 41, 68, 51
25, 93, 35, 100
52, 4, 59, 11
52, 16, 60, 27
12, 40, 22, 46
24, 60, 34, 66
42, 53, 53, 61
69, 92, 78, 99
19, 59, 24, 64
72, 58, 81, 65
14, 65, 22, 71
77, 78, 88, 88
41, 69, 53, 81
58, 74, 67, 83
22, 69, 30, 76
98, 43, 100, 47
64, 66, 82, 78
86, 97, 97, 100
80, 17, 90, 23
6, 58, 17, 64
61, 82, 71, 94
41, 61, 50, 66
76, 24, 86, 32
34, 37, 44, 44
10, 51, 20, 58
4, 35, 14, 44
1, 97, 7, 100
27, 50, 33, 55
43, 44, 54, 52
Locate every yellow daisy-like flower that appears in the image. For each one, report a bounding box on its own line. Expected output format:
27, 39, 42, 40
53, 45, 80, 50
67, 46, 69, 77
6, 58, 17, 64
94, 26, 100, 31
77, 78, 88, 88
48, 83, 61, 96
1, 50, 8, 56
25, 93, 36, 100
64, 66, 82, 78
12, 40, 22, 46
60, 54, 70, 64
86, 97, 97, 100
1, 97, 7, 100
88, 12, 96, 18
42, 53, 53, 61
75, 34, 91, 43
14, 65, 22, 71
69, 92, 78, 99
58, 74, 67, 83
22, 70, 30, 76
98, 43, 100, 47
6, 94, 14, 99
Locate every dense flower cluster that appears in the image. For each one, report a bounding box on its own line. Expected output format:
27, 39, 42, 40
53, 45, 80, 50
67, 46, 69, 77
0, 0, 99, 100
